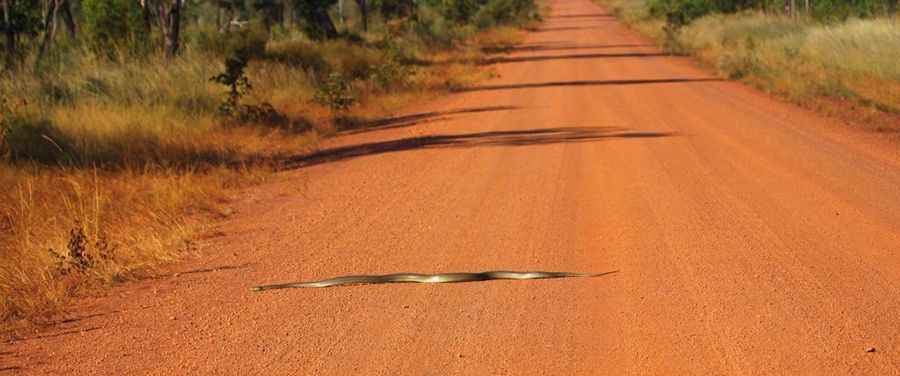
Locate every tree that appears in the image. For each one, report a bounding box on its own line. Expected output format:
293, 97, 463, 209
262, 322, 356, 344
82, 0, 145, 51
252, 0, 283, 32
1, 0, 41, 69
293, 0, 337, 40
377, 0, 415, 19
355, 0, 367, 31
146, 0, 183, 57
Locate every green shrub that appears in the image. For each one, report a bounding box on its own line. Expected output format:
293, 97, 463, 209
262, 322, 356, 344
293, 0, 339, 40
370, 58, 414, 90
0, 0, 42, 63
440, 0, 481, 23
190, 22, 270, 58
82, 0, 148, 53
410, 5, 472, 48
264, 39, 330, 75
314, 72, 357, 110
210, 50, 254, 116
473, 0, 538, 29
319, 41, 383, 79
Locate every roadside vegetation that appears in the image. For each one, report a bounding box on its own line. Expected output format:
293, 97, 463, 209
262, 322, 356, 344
0, 0, 541, 327
596, 0, 900, 121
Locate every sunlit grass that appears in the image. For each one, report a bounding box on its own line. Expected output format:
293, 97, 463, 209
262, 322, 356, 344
0, 15, 526, 327
595, 0, 900, 114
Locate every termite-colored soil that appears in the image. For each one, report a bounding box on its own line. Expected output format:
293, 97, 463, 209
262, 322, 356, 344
4, 0, 900, 374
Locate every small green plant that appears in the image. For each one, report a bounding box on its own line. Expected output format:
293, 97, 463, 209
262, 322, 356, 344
210, 50, 253, 117
370, 41, 415, 90
314, 72, 357, 110
370, 54, 414, 90
210, 49, 285, 124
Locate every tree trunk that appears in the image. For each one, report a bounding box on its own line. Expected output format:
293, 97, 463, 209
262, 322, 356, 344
157, 0, 182, 57
60, 0, 77, 37
355, 0, 367, 32
2, 0, 16, 69
889, 0, 898, 16
37, 0, 62, 65
314, 7, 338, 39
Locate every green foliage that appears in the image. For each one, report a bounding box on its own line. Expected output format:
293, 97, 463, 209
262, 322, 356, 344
0, 0, 41, 35
191, 22, 270, 57
473, 0, 539, 29
0, 0, 42, 64
264, 39, 331, 75
440, 0, 481, 22
809, 0, 888, 20
409, 5, 471, 47
377, 0, 417, 19
292, 0, 339, 40
648, 0, 898, 26
210, 50, 253, 116
314, 72, 356, 110
370, 53, 413, 90
82, 0, 148, 52
210, 48, 285, 124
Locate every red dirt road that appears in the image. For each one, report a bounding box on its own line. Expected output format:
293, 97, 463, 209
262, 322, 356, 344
5, 0, 900, 374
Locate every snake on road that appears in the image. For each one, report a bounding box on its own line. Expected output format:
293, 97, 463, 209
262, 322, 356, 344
252, 270, 618, 291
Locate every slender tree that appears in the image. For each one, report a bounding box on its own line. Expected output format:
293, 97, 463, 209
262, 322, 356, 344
2, 0, 14, 67
36, 0, 62, 63
146, 0, 182, 56
1, 0, 41, 69
355, 0, 367, 31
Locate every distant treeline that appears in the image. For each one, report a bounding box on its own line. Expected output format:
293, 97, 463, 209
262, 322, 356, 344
0, 0, 537, 68
649, 0, 898, 25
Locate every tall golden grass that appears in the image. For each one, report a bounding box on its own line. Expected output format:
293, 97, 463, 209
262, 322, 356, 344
597, 0, 900, 116
0, 24, 526, 327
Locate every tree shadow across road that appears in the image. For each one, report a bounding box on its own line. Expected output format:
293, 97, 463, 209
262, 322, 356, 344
482, 43, 655, 53
456, 78, 724, 93
335, 106, 520, 136
480, 52, 669, 65
284, 127, 675, 170
547, 13, 616, 19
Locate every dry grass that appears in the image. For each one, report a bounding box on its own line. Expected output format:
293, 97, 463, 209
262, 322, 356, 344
595, 0, 900, 117
679, 14, 900, 113
0, 23, 525, 328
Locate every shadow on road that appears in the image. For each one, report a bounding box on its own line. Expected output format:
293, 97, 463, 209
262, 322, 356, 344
336, 106, 520, 136
457, 78, 723, 93
10, 327, 101, 342
284, 127, 675, 170
482, 43, 655, 53
481, 52, 669, 65
530, 26, 607, 32
547, 13, 615, 19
